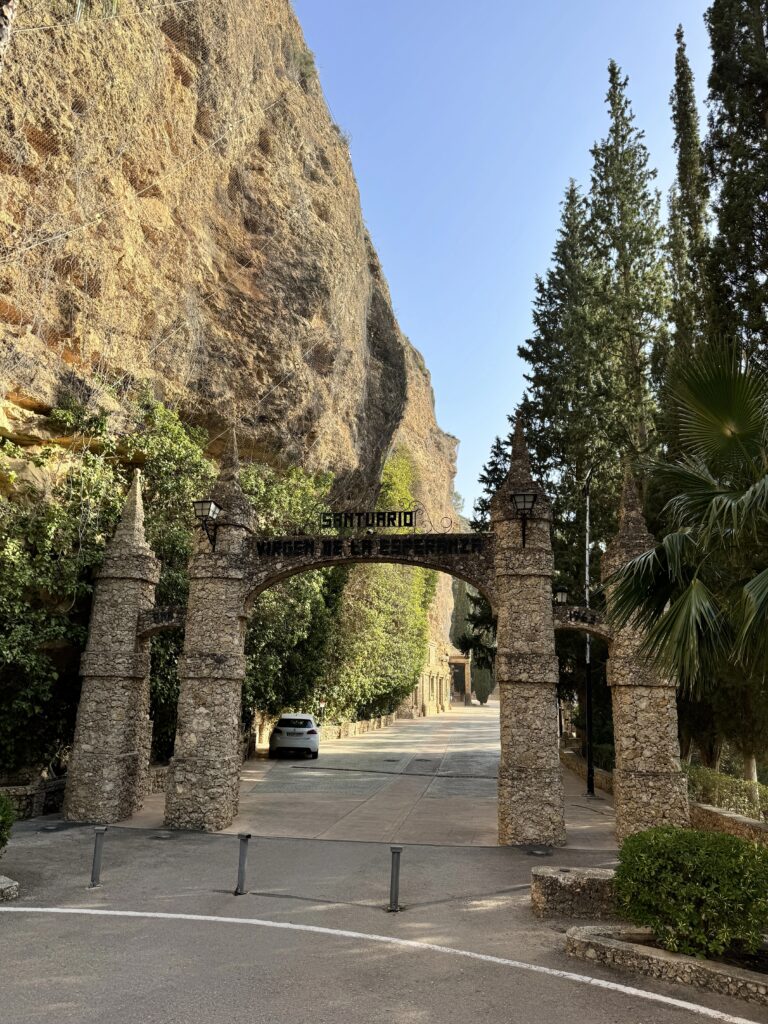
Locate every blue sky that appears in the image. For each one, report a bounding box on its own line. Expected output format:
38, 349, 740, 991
292, 1, 712, 510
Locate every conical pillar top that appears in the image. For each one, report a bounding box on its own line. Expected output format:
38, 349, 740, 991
603, 468, 654, 578
211, 427, 253, 531
509, 414, 534, 489
111, 470, 151, 552
218, 427, 240, 482
489, 414, 549, 522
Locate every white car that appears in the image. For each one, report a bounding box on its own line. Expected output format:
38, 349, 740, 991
268, 714, 320, 759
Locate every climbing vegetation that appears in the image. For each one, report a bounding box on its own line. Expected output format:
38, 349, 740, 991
0, 406, 437, 772
316, 448, 438, 721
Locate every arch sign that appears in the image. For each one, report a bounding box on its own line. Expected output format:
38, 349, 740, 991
63, 424, 689, 846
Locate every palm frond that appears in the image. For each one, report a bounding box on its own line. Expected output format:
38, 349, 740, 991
673, 346, 768, 477
606, 536, 694, 633
656, 459, 726, 526
735, 567, 768, 666
640, 578, 728, 695
659, 528, 698, 578
657, 458, 768, 544
736, 474, 768, 536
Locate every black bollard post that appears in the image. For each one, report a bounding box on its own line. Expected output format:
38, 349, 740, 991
234, 833, 251, 895
88, 826, 108, 888
388, 845, 403, 912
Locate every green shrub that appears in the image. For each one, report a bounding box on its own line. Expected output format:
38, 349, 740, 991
686, 764, 766, 821
615, 827, 768, 957
0, 793, 14, 857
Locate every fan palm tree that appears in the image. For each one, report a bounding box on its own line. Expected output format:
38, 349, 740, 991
607, 346, 768, 781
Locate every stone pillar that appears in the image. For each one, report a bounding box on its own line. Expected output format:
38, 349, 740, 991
64, 471, 160, 823
603, 475, 689, 841
490, 418, 565, 846
164, 432, 253, 832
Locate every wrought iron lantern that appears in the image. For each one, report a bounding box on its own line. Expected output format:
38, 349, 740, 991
510, 490, 537, 547
193, 499, 222, 549
554, 585, 568, 605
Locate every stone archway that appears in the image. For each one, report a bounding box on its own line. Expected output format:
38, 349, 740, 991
64, 424, 689, 846
552, 475, 690, 841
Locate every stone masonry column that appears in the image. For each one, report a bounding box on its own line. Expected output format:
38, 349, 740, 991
164, 433, 252, 831
602, 475, 689, 841
490, 419, 565, 846
64, 471, 160, 823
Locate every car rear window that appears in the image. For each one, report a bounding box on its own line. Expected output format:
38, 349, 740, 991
276, 718, 312, 728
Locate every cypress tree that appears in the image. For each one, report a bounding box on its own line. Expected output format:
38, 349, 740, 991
589, 61, 669, 458
461, 432, 515, 667
704, 0, 768, 364
518, 180, 618, 593
470, 434, 511, 532
661, 26, 711, 455
669, 25, 710, 360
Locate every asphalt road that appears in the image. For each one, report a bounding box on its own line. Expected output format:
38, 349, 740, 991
2, 706, 763, 1024
127, 704, 616, 848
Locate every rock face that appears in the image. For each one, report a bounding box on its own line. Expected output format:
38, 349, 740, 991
0, 0, 453, 512
392, 343, 458, 649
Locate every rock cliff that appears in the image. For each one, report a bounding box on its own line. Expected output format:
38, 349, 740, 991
0, 0, 457, 623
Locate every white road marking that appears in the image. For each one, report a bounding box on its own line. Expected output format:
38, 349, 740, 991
0, 906, 759, 1024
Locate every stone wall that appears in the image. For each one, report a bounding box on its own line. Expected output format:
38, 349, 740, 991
397, 640, 452, 718
559, 749, 614, 794
689, 802, 768, 846
0, 777, 66, 820
567, 926, 768, 1007
531, 867, 617, 919
562, 754, 768, 847
250, 711, 398, 752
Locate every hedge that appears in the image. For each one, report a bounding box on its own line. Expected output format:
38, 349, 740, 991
0, 792, 14, 857
615, 826, 768, 957
686, 764, 766, 821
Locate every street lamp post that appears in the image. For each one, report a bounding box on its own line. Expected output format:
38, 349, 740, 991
583, 467, 595, 798
193, 499, 222, 549
510, 490, 538, 547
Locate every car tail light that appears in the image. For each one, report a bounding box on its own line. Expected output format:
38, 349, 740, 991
306, 729, 318, 735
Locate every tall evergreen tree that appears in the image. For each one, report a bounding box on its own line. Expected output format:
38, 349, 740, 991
589, 61, 669, 457
470, 434, 511, 533
704, 0, 768, 364
462, 434, 512, 665
660, 26, 711, 458
518, 180, 619, 593
668, 25, 710, 362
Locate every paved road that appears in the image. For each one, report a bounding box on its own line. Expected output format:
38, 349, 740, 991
2, 706, 761, 1024
128, 704, 617, 849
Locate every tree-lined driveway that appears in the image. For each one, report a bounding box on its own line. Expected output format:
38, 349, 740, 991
128, 705, 616, 850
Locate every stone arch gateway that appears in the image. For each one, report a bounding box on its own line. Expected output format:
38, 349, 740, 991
63, 423, 690, 845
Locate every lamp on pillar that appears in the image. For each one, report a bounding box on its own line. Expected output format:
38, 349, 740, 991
510, 490, 537, 547
193, 499, 222, 549
554, 585, 568, 605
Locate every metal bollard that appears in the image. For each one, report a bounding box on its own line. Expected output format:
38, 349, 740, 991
234, 833, 251, 895
88, 826, 108, 888
388, 845, 403, 912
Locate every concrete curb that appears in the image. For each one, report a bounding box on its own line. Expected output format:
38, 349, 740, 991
566, 925, 768, 1007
